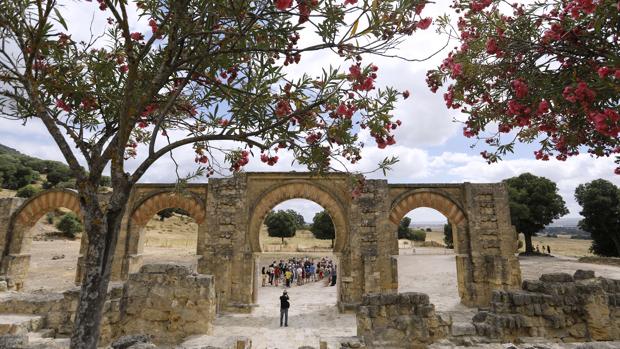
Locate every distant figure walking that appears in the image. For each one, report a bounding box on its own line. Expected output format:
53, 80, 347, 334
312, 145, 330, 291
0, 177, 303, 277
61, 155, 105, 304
280, 290, 290, 327
547, 245, 551, 254
330, 265, 337, 286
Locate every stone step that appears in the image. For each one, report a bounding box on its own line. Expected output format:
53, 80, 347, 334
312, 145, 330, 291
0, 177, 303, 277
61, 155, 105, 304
449, 321, 476, 337
0, 314, 43, 335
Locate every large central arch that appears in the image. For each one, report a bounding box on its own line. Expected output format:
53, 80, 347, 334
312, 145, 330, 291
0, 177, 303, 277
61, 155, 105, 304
247, 181, 349, 253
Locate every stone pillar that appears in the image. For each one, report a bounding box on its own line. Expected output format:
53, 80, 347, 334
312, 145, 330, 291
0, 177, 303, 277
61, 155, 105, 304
199, 174, 250, 313
0, 198, 27, 290
344, 180, 397, 311
462, 183, 521, 307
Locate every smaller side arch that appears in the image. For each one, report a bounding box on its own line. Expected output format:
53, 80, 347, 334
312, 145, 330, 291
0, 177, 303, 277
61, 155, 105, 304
389, 189, 467, 226
122, 190, 206, 278
3, 189, 83, 290
11, 189, 82, 229
130, 191, 206, 226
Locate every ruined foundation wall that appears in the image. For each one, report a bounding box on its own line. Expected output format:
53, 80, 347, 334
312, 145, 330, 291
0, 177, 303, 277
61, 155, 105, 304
0, 264, 216, 346
356, 292, 449, 349
473, 270, 620, 342
119, 264, 216, 344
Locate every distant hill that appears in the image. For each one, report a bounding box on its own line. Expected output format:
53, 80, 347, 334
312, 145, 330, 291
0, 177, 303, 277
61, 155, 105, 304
0, 143, 110, 195
0, 144, 22, 156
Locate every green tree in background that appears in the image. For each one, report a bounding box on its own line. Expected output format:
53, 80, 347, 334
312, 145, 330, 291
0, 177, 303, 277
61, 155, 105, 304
398, 217, 412, 239
310, 210, 335, 248
504, 173, 568, 254
575, 180, 620, 257
56, 212, 83, 239
287, 209, 306, 230
16, 184, 40, 198
443, 224, 453, 249
265, 210, 297, 244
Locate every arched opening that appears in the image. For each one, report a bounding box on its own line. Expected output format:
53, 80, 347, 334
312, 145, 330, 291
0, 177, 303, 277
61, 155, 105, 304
214, 183, 354, 347
123, 191, 205, 276
141, 208, 198, 268
389, 190, 473, 315
3, 190, 85, 291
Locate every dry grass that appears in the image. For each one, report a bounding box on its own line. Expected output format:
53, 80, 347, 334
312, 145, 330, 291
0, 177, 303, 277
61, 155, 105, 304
423, 230, 594, 258
259, 227, 332, 252
0, 189, 16, 199
143, 214, 198, 249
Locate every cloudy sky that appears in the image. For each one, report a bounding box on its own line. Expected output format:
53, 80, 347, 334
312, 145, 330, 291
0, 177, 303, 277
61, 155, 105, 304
1, 0, 618, 223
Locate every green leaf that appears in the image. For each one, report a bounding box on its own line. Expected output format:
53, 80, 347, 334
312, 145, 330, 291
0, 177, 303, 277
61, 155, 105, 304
53, 8, 68, 31
350, 19, 359, 37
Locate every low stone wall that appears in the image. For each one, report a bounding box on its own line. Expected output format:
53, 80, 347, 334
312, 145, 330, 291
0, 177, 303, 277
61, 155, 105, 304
0, 263, 216, 346
356, 292, 448, 348
473, 270, 620, 342
119, 263, 216, 344
0, 284, 123, 343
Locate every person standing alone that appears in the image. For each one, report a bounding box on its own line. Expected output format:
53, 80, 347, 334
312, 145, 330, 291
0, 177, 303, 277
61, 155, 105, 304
280, 290, 290, 327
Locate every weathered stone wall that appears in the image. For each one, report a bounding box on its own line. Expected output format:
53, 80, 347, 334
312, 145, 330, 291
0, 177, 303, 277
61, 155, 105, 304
0, 197, 26, 290
200, 175, 250, 313
0, 264, 216, 346
356, 292, 449, 349
0, 284, 123, 344
119, 264, 216, 344
473, 270, 620, 342
462, 183, 522, 307
344, 179, 397, 311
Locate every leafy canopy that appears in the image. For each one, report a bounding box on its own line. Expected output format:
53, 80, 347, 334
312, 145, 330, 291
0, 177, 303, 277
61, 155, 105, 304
310, 210, 335, 241
575, 179, 620, 257
265, 210, 297, 240
428, 0, 620, 173
0, 0, 433, 186
504, 173, 568, 252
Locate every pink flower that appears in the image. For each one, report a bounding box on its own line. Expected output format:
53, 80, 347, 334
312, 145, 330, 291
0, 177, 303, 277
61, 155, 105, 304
416, 18, 432, 30
344, 0, 357, 5
274, 0, 293, 10
485, 38, 499, 54
511, 79, 529, 99
537, 100, 550, 115
598, 66, 611, 78
451, 63, 463, 78
130, 32, 144, 41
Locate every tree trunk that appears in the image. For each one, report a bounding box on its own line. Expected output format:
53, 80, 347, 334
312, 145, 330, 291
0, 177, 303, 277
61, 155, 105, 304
331, 239, 334, 249
611, 234, 620, 257
70, 188, 129, 349
524, 233, 533, 254
281, 236, 284, 244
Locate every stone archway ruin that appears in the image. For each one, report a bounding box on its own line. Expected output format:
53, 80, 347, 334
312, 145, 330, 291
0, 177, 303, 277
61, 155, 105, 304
0, 189, 85, 290
122, 189, 207, 278
247, 181, 348, 253
0, 173, 521, 310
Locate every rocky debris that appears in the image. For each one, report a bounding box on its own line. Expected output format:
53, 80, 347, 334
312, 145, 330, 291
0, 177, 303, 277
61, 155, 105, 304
357, 292, 448, 348
0, 334, 28, 348
473, 270, 620, 342
111, 334, 152, 349
119, 263, 216, 345
51, 254, 65, 260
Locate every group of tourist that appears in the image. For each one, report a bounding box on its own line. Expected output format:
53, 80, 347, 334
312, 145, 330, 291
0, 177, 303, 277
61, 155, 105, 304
536, 244, 552, 255
262, 256, 337, 288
